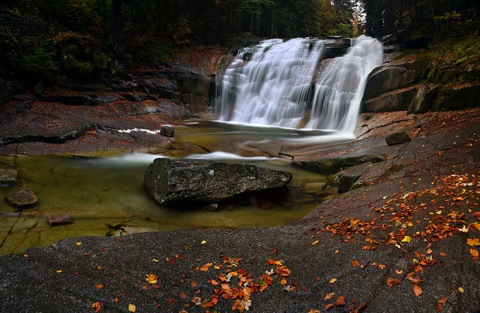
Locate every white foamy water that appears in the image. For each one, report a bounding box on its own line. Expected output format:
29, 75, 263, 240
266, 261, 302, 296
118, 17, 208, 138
216, 36, 383, 136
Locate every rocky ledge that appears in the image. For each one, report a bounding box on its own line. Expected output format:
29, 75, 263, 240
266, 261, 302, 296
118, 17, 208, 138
0, 108, 479, 313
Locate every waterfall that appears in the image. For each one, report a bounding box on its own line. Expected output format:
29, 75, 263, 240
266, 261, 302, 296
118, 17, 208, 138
216, 38, 324, 128
216, 35, 383, 134
306, 36, 384, 133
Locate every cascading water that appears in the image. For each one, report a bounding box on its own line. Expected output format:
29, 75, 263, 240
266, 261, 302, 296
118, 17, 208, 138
216, 38, 324, 128
306, 36, 384, 133
216, 35, 383, 135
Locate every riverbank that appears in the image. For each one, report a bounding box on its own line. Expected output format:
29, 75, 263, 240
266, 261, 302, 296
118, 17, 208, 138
1, 107, 479, 312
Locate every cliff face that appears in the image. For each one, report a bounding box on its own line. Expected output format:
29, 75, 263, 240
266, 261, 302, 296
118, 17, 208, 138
361, 42, 480, 114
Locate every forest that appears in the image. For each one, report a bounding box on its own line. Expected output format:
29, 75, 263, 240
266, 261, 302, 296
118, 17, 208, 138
0, 0, 479, 85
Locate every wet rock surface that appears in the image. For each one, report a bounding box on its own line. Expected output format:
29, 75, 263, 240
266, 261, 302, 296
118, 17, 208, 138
0, 168, 17, 185
5, 188, 37, 207
0, 108, 479, 312
144, 158, 292, 205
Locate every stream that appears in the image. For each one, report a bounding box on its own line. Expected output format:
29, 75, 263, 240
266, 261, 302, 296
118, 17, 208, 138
0, 122, 344, 255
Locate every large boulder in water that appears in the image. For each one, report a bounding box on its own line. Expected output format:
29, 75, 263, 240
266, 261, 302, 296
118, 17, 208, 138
144, 158, 292, 205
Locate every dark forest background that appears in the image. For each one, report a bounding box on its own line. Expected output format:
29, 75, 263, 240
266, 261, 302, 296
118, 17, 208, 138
0, 0, 479, 85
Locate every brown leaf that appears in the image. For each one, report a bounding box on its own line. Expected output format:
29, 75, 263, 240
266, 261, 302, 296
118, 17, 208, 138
387, 277, 401, 287
351, 260, 360, 267
436, 297, 448, 311
406, 272, 425, 285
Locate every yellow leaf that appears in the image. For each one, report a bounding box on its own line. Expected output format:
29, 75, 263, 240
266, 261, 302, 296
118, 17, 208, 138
467, 238, 480, 246
401, 236, 412, 243
458, 287, 465, 293
312, 240, 319, 245
145, 273, 159, 284
76, 241, 82, 246
152, 258, 159, 263
56, 269, 62, 273
472, 223, 480, 231
201, 240, 207, 244
324, 292, 335, 300
128, 303, 137, 312
329, 278, 337, 284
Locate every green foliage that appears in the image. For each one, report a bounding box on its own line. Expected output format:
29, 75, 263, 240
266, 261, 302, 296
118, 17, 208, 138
20, 46, 57, 76
54, 31, 113, 81
426, 34, 480, 84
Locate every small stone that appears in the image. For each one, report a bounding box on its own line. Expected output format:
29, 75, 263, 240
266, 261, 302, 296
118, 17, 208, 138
47, 214, 74, 226
386, 132, 411, 146
160, 125, 174, 137
6, 188, 37, 207
0, 169, 18, 185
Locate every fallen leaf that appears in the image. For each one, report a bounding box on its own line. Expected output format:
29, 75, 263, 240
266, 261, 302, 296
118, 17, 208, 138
76, 241, 82, 246
459, 225, 469, 233
378, 264, 386, 270
324, 292, 335, 300
324, 303, 335, 310
91, 302, 103, 312
329, 278, 337, 284
458, 287, 465, 293
201, 240, 207, 244
387, 277, 401, 287
308, 310, 321, 313
467, 238, 480, 246
436, 297, 448, 312
335, 295, 346, 306
413, 285, 422, 297
95, 284, 104, 290
192, 296, 202, 305
401, 236, 412, 243
395, 269, 404, 275
312, 240, 319, 245
128, 303, 137, 312
406, 272, 425, 284
470, 249, 479, 258
351, 260, 360, 267
145, 274, 159, 284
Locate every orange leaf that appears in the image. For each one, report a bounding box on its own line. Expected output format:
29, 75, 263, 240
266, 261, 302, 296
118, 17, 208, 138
91, 302, 103, 312
179, 291, 187, 299
95, 284, 104, 290
470, 249, 479, 258
378, 264, 386, 270
324, 303, 335, 310
467, 238, 480, 246
145, 274, 159, 285
351, 260, 360, 267
335, 295, 346, 306
387, 277, 401, 287
413, 285, 422, 297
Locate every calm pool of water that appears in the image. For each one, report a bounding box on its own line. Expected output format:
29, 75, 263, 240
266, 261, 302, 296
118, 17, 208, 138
0, 122, 345, 255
